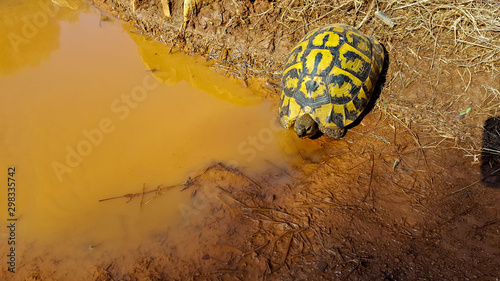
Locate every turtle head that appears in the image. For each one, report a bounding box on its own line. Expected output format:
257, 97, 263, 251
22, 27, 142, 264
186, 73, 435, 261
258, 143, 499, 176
294, 114, 319, 138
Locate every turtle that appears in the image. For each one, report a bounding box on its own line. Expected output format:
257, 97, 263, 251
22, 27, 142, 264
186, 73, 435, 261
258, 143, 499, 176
279, 24, 385, 139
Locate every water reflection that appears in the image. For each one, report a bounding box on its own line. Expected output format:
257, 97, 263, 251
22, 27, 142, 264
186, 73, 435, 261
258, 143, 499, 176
52, 0, 81, 10
126, 30, 263, 106
0, 0, 85, 75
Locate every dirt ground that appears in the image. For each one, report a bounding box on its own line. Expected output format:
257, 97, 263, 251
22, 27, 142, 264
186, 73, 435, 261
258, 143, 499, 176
75, 0, 500, 279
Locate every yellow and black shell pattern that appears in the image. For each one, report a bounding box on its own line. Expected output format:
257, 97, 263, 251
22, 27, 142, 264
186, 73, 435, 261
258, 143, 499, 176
279, 24, 384, 131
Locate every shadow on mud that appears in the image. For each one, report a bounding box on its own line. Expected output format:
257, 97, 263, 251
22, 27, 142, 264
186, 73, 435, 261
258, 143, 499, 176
481, 117, 500, 188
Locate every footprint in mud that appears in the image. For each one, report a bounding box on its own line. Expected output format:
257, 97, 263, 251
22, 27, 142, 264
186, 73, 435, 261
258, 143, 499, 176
481, 117, 500, 188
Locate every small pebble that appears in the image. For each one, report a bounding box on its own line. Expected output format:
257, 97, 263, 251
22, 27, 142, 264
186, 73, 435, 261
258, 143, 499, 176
317, 261, 328, 272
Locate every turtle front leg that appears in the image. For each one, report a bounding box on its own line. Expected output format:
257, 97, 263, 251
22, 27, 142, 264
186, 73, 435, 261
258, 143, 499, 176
319, 125, 346, 139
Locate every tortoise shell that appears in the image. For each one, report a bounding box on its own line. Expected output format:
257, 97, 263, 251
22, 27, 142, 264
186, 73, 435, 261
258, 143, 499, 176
279, 24, 384, 137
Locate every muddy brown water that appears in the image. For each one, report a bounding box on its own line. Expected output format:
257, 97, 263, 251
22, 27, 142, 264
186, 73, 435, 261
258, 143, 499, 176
0, 1, 315, 278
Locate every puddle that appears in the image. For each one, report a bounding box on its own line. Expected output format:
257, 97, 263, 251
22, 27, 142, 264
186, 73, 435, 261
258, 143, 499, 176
0, 0, 316, 276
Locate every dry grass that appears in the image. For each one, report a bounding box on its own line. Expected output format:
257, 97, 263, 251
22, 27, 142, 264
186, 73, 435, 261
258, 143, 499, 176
257, 0, 499, 70
364, 0, 500, 155
380, 0, 500, 69
379, 79, 500, 156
